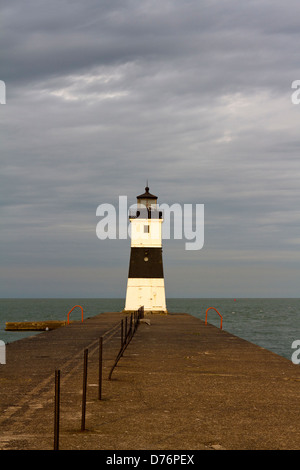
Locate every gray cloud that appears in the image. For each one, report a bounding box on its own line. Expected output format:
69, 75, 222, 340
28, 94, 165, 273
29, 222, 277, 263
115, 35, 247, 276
1, 0, 300, 297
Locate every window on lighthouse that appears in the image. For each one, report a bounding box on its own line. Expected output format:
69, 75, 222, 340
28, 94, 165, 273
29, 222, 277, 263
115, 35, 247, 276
144, 225, 150, 233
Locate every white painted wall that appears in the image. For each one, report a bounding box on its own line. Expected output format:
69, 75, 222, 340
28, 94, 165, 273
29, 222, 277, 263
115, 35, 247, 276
130, 218, 163, 247
124, 278, 167, 312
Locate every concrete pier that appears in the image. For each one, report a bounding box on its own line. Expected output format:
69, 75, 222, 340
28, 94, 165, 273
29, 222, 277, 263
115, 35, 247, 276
0, 312, 299, 450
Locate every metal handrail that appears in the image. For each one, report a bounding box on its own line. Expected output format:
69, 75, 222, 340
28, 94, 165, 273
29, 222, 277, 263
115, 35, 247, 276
108, 306, 144, 380
205, 307, 223, 330
67, 305, 84, 324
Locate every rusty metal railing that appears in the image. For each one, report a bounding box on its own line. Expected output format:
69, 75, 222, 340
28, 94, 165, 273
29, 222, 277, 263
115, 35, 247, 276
53, 306, 144, 448
67, 305, 84, 324
108, 306, 144, 380
205, 307, 223, 330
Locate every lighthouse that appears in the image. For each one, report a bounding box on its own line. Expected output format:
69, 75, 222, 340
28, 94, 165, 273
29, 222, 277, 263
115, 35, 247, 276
124, 186, 167, 314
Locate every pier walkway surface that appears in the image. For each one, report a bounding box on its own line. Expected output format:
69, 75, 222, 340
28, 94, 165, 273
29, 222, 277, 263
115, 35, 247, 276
0, 311, 299, 450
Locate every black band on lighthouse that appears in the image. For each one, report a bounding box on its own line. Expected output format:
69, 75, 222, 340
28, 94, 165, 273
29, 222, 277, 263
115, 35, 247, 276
128, 247, 164, 279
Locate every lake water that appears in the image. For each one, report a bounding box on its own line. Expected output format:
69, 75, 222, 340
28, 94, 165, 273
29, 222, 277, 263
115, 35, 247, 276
0, 298, 299, 361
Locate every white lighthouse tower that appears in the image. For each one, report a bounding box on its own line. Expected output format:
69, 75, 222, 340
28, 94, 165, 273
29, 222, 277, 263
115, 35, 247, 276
124, 185, 167, 314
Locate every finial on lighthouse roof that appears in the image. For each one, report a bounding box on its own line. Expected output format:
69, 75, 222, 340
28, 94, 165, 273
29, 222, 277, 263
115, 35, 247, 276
137, 184, 157, 200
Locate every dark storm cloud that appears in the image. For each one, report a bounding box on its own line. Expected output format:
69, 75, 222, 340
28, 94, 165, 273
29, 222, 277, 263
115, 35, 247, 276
1, 0, 300, 297
1, 0, 298, 89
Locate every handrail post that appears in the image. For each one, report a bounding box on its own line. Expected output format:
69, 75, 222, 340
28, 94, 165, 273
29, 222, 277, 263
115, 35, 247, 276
54, 370, 60, 451
125, 316, 128, 340
81, 349, 88, 431
98, 337, 103, 401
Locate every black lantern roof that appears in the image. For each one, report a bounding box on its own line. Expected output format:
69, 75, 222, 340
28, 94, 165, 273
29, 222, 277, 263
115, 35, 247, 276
137, 186, 157, 200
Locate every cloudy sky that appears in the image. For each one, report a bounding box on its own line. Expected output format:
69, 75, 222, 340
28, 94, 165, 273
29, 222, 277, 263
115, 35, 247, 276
1, 0, 300, 298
